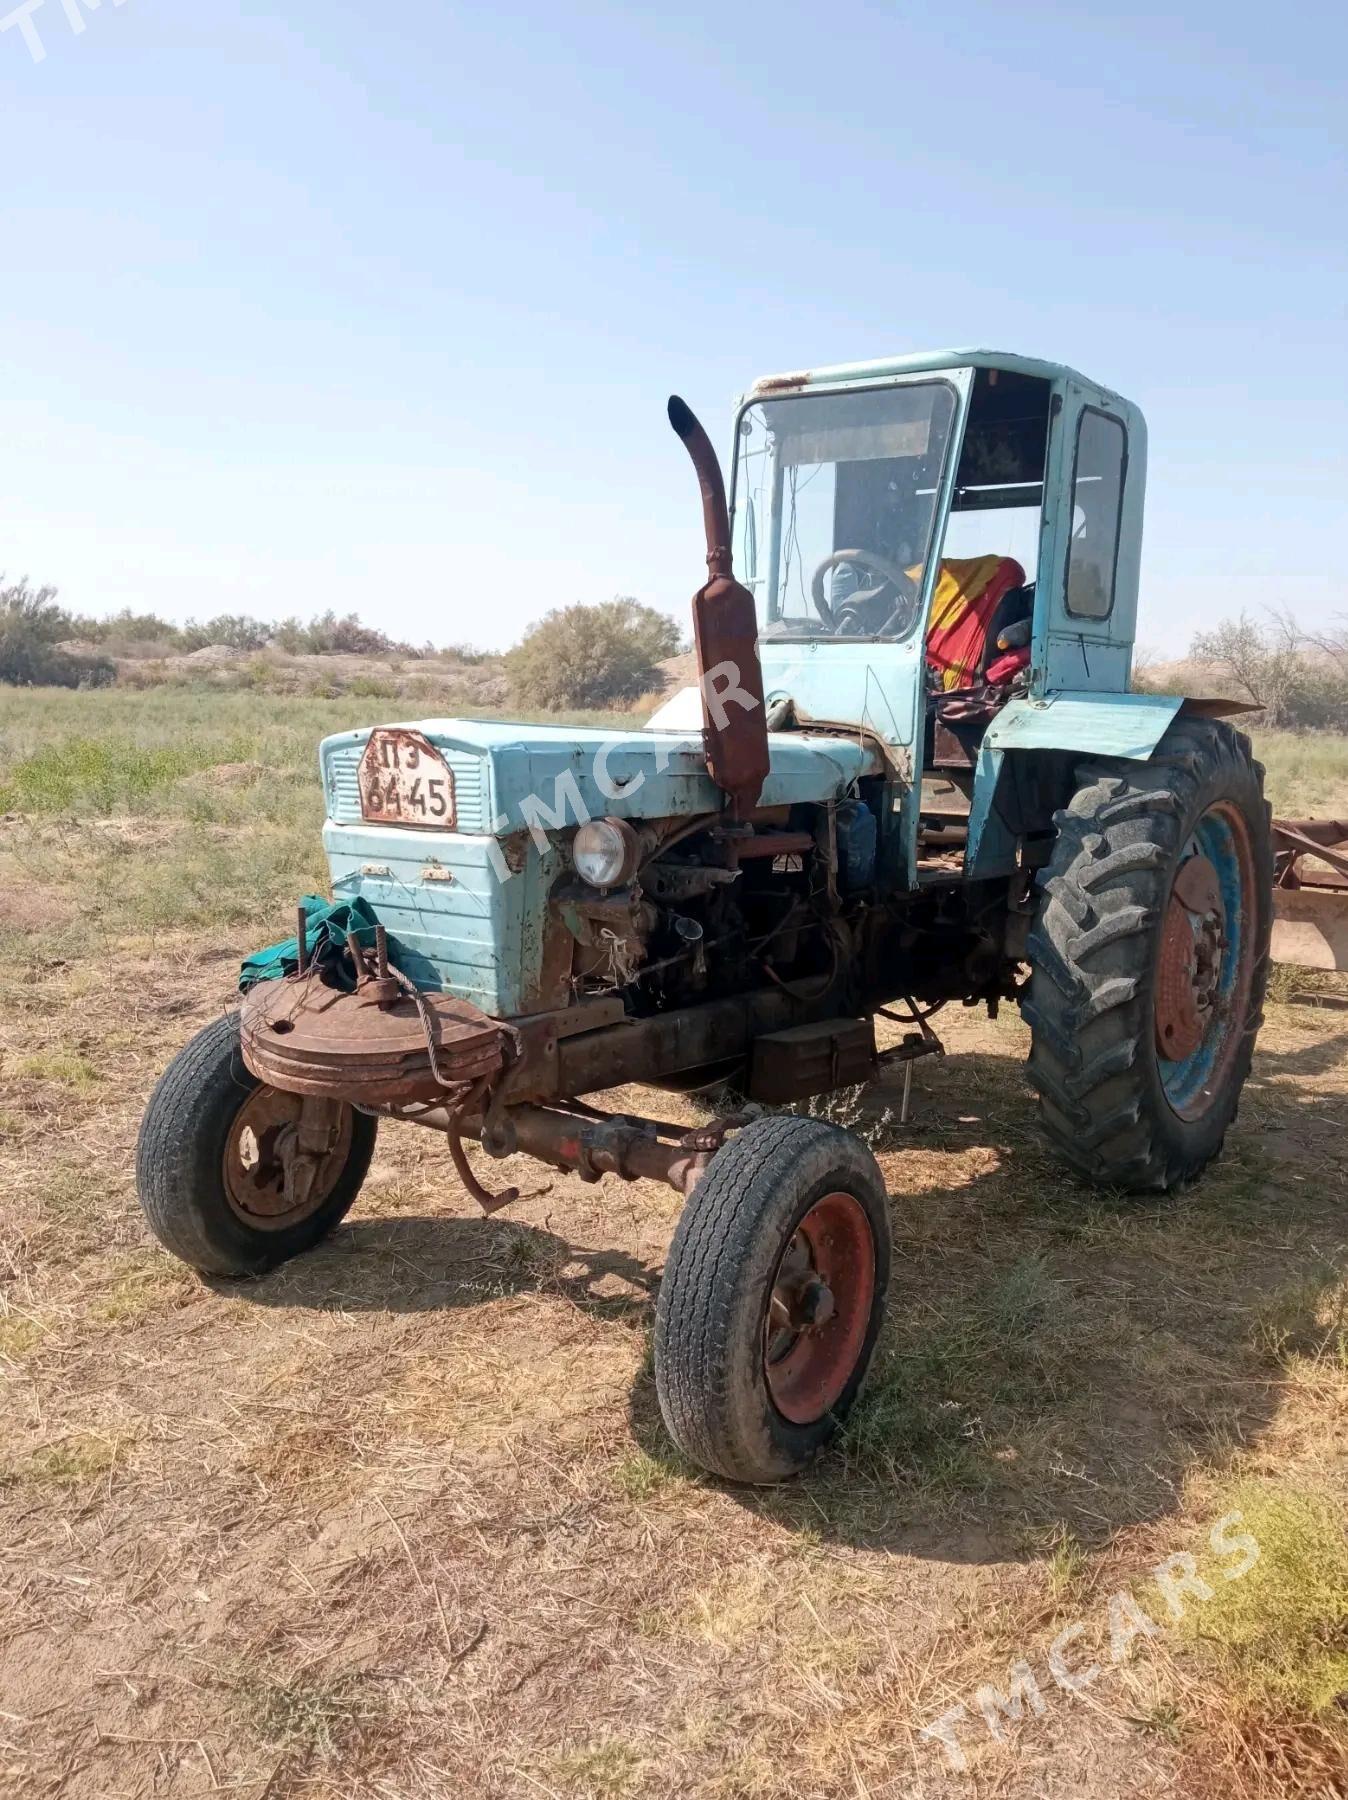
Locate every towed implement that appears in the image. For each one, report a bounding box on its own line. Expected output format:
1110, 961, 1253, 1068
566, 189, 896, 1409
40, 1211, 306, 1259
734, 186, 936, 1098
139, 349, 1274, 1483
1269, 817, 1348, 973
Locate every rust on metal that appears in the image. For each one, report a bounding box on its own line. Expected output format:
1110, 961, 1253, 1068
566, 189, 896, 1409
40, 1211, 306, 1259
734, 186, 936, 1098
445, 1075, 520, 1213
394, 1099, 726, 1198
1172, 852, 1223, 917
222, 1088, 352, 1229
1270, 817, 1348, 973
1156, 899, 1208, 1060
1177, 695, 1264, 721
723, 829, 816, 861
240, 972, 508, 1105
764, 1189, 875, 1425
752, 369, 812, 395
748, 1017, 877, 1104
1272, 818, 1348, 889
361, 923, 401, 1009
358, 727, 456, 830
667, 394, 769, 818
1156, 852, 1224, 1062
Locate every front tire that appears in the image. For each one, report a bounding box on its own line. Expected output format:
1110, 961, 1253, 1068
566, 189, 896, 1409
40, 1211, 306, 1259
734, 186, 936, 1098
654, 1115, 891, 1483
136, 1013, 377, 1277
1023, 716, 1272, 1192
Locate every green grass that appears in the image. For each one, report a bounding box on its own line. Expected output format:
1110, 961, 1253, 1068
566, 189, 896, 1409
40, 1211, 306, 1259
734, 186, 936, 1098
1042, 1525, 1092, 1604
838, 1251, 1083, 1498
89, 1252, 191, 1325
8, 1049, 99, 1091
611, 1445, 695, 1501
0, 688, 345, 811
0, 685, 652, 964
1179, 1484, 1348, 1718
1, 1434, 127, 1489
0, 736, 239, 814
0, 690, 343, 955
0, 1314, 46, 1361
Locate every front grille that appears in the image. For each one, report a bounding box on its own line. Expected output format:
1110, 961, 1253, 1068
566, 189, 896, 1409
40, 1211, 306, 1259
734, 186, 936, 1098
326, 742, 487, 834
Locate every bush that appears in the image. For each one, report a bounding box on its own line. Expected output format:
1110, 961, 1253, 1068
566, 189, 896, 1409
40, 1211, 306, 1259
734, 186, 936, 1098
505, 598, 681, 710
1280, 664, 1348, 733
1190, 614, 1304, 724
1189, 609, 1348, 730
68, 608, 187, 656
0, 578, 115, 688
271, 610, 399, 656
438, 640, 493, 665
179, 614, 272, 653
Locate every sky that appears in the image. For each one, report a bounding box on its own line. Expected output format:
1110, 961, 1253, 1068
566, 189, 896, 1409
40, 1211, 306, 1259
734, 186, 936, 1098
2, 0, 1345, 656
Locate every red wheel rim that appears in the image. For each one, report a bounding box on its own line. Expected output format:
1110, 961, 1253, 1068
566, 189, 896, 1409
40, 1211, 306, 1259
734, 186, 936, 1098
763, 1191, 876, 1425
222, 1089, 354, 1232
1155, 801, 1258, 1121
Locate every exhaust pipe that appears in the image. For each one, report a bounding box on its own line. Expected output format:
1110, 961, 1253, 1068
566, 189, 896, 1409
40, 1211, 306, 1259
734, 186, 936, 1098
668, 396, 769, 817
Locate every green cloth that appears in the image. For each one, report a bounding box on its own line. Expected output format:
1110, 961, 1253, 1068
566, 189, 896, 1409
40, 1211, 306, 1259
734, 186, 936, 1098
239, 893, 381, 992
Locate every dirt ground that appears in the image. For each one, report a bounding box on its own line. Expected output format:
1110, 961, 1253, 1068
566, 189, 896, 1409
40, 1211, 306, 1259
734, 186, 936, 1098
2, 927, 1346, 1798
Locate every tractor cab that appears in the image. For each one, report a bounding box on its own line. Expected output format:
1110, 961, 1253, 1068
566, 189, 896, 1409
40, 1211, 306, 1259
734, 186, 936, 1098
723, 351, 1147, 880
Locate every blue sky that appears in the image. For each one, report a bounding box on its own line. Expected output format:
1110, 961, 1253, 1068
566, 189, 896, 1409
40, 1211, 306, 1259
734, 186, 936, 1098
3, 0, 1345, 654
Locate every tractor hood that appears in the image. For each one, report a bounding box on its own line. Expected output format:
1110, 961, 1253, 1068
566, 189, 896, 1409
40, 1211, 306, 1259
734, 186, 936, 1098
316, 716, 882, 1016
319, 716, 881, 841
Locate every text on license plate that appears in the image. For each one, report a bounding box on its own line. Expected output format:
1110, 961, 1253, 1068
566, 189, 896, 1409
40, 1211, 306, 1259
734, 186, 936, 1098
357, 728, 457, 829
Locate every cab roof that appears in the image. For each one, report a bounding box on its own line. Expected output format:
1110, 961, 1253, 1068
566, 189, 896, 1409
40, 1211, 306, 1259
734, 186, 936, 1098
746, 348, 1127, 407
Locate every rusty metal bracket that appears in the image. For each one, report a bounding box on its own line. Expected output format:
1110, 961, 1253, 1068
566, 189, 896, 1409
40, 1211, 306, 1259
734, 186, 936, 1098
445, 1078, 520, 1214
1271, 817, 1348, 972
1272, 818, 1348, 889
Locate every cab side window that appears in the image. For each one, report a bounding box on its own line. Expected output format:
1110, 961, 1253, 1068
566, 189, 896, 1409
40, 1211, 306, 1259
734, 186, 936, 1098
1065, 409, 1126, 620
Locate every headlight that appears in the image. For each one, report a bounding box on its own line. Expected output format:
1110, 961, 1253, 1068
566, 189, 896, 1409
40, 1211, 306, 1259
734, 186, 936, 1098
573, 817, 640, 890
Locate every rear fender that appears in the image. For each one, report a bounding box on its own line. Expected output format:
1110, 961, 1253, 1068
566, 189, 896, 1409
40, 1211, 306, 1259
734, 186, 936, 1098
965, 691, 1261, 877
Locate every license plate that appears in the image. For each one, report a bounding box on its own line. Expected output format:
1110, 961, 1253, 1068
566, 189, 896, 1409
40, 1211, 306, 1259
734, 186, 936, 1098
358, 728, 456, 829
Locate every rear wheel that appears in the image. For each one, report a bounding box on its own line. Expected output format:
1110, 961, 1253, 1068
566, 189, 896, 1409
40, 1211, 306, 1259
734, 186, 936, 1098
654, 1115, 891, 1483
136, 1013, 377, 1276
1023, 716, 1272, 1191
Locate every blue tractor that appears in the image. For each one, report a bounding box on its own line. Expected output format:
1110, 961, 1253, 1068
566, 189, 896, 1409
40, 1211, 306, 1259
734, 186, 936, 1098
138, 350, 1273, 1483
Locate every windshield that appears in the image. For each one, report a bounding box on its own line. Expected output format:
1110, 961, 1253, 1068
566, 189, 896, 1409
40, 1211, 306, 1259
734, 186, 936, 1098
731, 381, 958, 641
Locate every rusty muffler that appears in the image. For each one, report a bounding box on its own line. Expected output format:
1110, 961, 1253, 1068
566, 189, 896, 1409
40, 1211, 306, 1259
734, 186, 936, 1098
668, 395, 769, 817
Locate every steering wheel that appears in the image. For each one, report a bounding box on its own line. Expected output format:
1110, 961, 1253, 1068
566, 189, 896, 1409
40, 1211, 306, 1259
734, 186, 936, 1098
810, 548, 920, 633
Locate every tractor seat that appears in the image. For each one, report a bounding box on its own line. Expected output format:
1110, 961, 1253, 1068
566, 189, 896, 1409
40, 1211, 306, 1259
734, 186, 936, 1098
925, 555, 1027, 691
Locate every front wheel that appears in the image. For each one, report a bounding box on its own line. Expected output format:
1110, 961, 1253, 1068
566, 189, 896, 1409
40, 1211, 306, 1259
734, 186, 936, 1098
1024, 716, 1272, 1192
136, 1012, 377, 1277
654, 1114, 891, 1483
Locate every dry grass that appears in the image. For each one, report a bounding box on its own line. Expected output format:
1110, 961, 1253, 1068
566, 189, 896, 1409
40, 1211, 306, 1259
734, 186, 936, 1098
1253, 729, 1348, 820
1, 692, 1346, 1799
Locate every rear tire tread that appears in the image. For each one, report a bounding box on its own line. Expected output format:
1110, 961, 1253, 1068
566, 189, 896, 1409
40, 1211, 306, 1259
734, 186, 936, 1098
1022, 717, 1272, 1193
